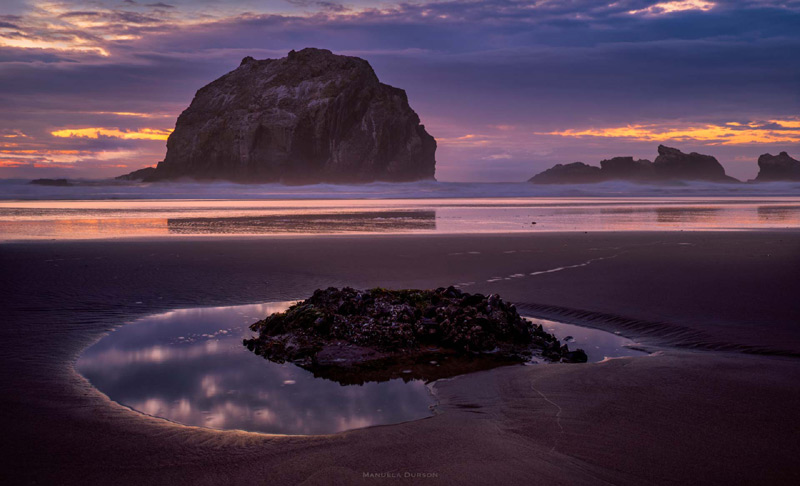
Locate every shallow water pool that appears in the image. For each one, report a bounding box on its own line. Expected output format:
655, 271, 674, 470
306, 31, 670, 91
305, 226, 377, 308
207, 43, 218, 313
77, 302, 646, 435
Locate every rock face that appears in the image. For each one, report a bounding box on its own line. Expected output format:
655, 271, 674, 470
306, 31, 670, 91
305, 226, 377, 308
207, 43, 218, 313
529, 145, 739, 184
652, 145, 734, 181
528, 162, 603, 184
244, 287, 586, 384
755, 152, 800, 181
144, 48, 436, 183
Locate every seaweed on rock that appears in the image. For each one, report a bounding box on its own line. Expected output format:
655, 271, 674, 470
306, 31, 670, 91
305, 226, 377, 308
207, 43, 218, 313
244, 286, 587, 384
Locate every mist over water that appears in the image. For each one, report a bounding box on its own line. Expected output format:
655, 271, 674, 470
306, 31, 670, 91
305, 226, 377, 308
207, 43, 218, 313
2, 179, 800, 201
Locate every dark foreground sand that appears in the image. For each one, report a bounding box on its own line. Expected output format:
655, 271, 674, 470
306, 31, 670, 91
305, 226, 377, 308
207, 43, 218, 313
1, 232, 799, 484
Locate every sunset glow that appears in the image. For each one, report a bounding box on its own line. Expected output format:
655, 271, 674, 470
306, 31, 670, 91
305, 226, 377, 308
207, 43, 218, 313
543, 120, 800, 146
51, 128, 173, 141
629, 0, 716, 16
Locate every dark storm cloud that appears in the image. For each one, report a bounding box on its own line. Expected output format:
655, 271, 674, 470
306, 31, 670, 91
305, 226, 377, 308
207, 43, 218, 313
0, 0, 799, 180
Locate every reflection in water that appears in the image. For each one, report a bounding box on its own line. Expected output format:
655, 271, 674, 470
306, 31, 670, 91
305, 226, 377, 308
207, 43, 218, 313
655, 207, 721, 224
1, 197, 800, 239
526, 318, 646, 362
757, 205, 800, 222
167, 211, 436, 234
77, 302, 436, 435
77, 302, 648, 435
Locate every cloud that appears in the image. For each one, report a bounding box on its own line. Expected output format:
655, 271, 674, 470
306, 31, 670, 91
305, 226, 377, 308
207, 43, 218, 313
51, 127, 173, 140
629, 0, 716, 16
542, 119, 800, 145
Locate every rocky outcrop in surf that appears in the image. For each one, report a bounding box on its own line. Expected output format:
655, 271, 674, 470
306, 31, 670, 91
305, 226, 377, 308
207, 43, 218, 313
28, 178, 72, 186
115, 167, 156, 181
124, 48, 436, 183
754, 152, 800, 182
652, 145, 736, 182
600, 156, 655, 181
529, 145, 739, 184
528, 162, 604, 184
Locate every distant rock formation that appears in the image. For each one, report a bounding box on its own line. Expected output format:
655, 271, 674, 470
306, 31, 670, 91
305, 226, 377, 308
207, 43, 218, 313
528, 162, 603, 184
754, 152, 800, 182
529, 145, 739, 184
29, 178, 72, 187
122, 48, 436, 183
599, 156, 655, 181
652, 145, 735, 182
115, 167, 156, 181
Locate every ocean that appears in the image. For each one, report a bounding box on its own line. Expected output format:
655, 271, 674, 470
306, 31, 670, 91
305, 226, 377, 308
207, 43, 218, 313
1, 180, 799, 239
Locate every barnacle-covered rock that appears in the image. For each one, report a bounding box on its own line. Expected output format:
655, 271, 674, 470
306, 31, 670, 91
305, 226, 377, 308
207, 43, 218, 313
244, 287, 586, 384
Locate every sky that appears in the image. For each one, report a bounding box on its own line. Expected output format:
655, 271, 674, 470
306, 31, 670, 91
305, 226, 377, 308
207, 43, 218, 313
0, 0, 799, 182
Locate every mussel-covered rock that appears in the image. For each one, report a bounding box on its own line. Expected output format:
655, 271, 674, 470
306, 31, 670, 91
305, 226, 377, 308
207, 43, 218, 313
244, 287, 587, 384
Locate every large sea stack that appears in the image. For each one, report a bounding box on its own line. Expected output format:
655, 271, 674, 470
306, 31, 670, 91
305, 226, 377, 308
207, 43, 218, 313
136, 48, 436, 183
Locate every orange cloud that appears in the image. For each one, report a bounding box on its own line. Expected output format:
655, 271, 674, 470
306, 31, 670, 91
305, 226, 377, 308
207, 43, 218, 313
541, 119, 800, 145
0, 159, 26, 167
0, 36, 110, 56
0, 149, 82, 155
88, 112, 173, 119
437, 133, 498, 147
33, 162, 78, 169
770, 119, 800, 129
0, 146, 145, 167
629, 0, 715, 16
51, 128, 172, 141
2, 133, 25, 139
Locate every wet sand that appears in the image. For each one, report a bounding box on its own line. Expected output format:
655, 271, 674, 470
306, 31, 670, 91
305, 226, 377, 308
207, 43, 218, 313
1, 231, 799, 484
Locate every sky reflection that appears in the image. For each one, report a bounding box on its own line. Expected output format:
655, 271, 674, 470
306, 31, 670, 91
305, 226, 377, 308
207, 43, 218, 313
2, 196, 799, 240
76, 301, 648, 434
77, 302, 436, 435
527, 318, 646, 363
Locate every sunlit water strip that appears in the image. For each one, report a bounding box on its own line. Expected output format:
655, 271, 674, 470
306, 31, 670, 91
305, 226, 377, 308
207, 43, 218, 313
1, 196, 799, 239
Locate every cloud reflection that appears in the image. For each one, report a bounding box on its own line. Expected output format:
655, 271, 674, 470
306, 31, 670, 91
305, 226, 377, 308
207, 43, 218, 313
77, 301, 435, 435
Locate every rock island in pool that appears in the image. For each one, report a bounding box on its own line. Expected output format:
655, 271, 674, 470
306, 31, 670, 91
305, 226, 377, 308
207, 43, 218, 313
244, 287, 587, 384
